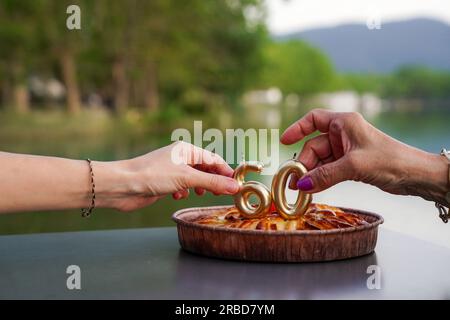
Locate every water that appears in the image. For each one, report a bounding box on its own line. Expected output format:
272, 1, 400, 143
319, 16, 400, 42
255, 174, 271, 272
1, 110, 450, 249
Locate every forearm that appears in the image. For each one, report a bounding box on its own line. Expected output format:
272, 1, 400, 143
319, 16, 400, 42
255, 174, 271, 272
398, 147, 449, 206
0, 152, 130, 214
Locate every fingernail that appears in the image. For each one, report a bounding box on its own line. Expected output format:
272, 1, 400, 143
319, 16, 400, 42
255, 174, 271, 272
289, 177, 299, 190
288, 183, 298, 190
297, 176, 313, 191
226, 179, 240, 194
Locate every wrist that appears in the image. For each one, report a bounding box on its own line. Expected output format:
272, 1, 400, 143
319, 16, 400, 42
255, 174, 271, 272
91, 160, 135, 209
401, 148, 449, 204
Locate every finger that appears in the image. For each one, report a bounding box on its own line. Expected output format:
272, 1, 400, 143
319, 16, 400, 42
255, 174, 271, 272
194, 162, 232, 179
288, 134, 332, 190
316, 155, 335, 167
172, 192, 182, 200
296, 157, 354, 193
298, 134, 333, 170
288, 173, 299, 190
179, 189, 189, 199
173, 189, 190, 200
195, 187, 206, 196
281, 109, 335, 145
197, 161, 234, 178
185, 168, 240, 195
185, 144, 234, 177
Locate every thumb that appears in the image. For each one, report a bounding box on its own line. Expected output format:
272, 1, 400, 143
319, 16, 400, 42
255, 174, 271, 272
186, 168, 240, 195
296, 157, 353, 193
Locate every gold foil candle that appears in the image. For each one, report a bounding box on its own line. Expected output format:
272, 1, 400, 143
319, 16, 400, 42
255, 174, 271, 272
233, 159, 312, 220
271, 159, 312, 219
233, 161, 272, 218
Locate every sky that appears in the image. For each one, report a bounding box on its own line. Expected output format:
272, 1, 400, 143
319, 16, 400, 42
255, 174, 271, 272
266, 0, 450, 35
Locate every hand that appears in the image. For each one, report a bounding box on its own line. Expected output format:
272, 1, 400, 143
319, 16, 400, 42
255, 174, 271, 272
94, 141, 239, 212
281, 109, 448, 204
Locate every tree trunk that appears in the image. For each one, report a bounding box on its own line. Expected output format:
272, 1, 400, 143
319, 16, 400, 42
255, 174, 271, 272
145, 62, 159, 112
10, 62, 30, 113
112, 57, 129, 113
59, 49, 81, 114
13, 84, 30, 114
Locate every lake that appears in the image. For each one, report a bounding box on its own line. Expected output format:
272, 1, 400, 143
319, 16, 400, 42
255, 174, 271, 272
1, 109, 450, 249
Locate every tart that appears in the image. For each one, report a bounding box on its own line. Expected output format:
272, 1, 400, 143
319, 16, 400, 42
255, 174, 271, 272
194, 203, 368, 231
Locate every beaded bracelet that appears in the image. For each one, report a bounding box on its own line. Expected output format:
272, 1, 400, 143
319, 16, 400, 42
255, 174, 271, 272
81, 159, 96, 218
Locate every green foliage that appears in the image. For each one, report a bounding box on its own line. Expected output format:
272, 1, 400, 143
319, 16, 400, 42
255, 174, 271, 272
151, 0, 267, 105
0, 0, 267, 112
337, 66, 450, 99
260, 40, 336, 96
2, 1, 449, 113
0, 0, 44, 80
383, 66, 450, 99
333, 73, 386, 94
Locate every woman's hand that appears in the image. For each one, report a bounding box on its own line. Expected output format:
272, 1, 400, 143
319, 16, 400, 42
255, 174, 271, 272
94, 141, 240, 212
281, 109, 448, 205
0, 142, 238, 214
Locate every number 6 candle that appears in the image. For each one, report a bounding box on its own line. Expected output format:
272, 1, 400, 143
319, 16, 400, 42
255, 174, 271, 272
232, 161, 272, 218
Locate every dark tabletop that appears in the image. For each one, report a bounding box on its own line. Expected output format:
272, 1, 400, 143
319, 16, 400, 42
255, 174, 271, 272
1, 226, 450, 299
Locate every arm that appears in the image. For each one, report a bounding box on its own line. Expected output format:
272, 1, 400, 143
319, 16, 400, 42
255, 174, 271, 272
0, 142, 239, 214
281, 109, 449, 206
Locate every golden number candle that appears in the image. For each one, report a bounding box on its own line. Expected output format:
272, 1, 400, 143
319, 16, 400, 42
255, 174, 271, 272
233, 159, 312, 220
232, 162, 272, 218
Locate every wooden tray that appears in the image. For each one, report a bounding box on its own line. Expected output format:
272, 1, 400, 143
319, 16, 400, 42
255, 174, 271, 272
172, 205, 384, 262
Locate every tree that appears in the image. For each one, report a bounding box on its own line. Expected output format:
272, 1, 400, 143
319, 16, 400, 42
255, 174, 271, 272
154, 0, 267, 111
91, 0, 266, 113
260, 40, 336, 96
383, 66, 450, 99
0, 0, 268, 114
38, 0, 87, 114
0, 0, 42, 113
87, 0, 151, 113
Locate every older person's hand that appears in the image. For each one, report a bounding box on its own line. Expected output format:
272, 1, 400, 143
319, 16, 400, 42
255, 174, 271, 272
281, 109, 449, 205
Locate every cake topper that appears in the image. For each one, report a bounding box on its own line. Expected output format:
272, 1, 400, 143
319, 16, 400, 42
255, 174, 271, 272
232, 157, 312, 220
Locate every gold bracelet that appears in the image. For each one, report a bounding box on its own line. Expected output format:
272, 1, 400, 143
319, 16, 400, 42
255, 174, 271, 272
81, 159, 96, 218
436, 148, 450, 223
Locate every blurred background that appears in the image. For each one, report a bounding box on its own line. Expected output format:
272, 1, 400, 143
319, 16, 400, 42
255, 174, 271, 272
0, 0, 449, 247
